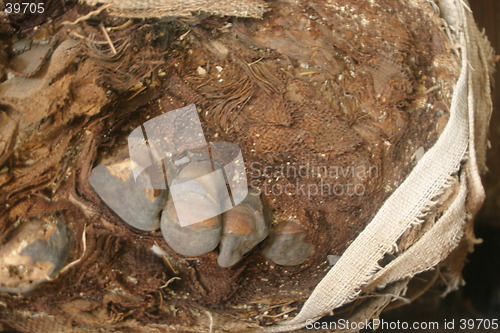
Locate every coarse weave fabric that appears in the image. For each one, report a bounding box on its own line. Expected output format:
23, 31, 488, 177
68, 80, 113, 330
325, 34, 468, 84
264, 0, 494, 331
82, 0, 267, 18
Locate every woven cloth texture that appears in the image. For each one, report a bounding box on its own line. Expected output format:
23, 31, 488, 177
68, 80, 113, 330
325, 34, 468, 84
83, 0, 266, 18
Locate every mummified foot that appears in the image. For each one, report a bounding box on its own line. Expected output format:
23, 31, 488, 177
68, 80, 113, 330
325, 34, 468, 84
92, 154, 310, 267
0, 217, 69, 293
161, 159, 271, 266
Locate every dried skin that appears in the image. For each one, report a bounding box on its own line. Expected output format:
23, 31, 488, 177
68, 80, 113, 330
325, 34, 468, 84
0, 112, 17, 167
0, 0, 460, 330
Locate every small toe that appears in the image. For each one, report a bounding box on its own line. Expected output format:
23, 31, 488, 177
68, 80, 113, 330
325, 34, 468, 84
161, 196, 222, 257
261, 220, 313, 266
217, 193, 269, 267
0, 217, 70, 293
89, 158, 167, 232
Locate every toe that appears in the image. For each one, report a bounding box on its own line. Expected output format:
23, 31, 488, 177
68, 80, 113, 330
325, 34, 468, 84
161, 198, 222, 257
217, 193, 269, 267
261, 220, 313, 266
0, 217, 70, 293
89, 158, 167, 232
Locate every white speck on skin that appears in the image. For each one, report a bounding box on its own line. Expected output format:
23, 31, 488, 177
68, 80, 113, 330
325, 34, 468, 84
197, 66, 207, 76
